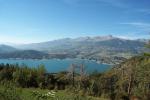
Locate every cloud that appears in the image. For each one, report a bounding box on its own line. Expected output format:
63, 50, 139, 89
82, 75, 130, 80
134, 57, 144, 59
115, 32, 150, 40
120, 22, 150, 39
136, 9, 150, 15
121, 22, 150, 27
121, 22, 150, 32
116, 34, 150, 40
61, 0, 81, 5
96, 0, 128, 8
61, 0, 128, 8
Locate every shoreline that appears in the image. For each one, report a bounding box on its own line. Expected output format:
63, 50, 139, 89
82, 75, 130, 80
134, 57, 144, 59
0, 57, 118, 65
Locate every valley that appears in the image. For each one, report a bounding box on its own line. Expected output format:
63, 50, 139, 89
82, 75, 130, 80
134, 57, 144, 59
0, 36, 148, 64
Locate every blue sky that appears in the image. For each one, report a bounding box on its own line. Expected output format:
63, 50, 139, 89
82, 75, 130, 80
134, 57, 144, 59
0, 0, 150, 44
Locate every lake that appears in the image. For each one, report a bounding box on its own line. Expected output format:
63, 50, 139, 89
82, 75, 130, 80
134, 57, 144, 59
0, 58, 112, 73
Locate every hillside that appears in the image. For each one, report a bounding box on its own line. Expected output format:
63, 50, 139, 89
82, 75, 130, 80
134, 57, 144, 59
107, 55, 150, 99
0, 55, 149, 100
14, 36, 148, 64
0, 50, 49, 59
0, 45, 18, 53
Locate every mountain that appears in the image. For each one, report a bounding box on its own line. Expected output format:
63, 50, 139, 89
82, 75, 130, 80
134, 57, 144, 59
0, 45, 18, 53
16, 35, 146, 53
14, 36, 148, 64
0, 50, 49, 59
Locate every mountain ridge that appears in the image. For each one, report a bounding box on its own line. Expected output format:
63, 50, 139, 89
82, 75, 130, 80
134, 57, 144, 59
0, 36, 149, 64
0, 50, 49, 59
0, 44, 18, 53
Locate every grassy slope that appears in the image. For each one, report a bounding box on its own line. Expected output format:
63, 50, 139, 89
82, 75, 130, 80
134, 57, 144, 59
0, 85, 108, 100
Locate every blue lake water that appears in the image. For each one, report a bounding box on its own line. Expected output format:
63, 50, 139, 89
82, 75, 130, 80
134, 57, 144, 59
0, 59, 112, 73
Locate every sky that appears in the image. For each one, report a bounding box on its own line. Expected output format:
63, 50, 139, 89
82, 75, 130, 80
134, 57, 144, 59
0, 0, 150, 44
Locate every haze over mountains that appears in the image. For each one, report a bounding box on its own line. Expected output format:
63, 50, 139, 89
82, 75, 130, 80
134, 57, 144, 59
0, 45, 17, 53
0, 35, 149, 64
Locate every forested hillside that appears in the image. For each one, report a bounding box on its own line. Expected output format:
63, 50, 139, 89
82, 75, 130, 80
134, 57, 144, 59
0, 55, 149, 100
109, 55, 150, 100
0, 45, 17, 53
0, 50, 49, 59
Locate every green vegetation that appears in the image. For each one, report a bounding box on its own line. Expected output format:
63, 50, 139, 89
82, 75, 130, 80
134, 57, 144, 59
0, 83, 106, 100
0, 54, 150, 100
0, 50, 49, 59
0, 42, 150, 100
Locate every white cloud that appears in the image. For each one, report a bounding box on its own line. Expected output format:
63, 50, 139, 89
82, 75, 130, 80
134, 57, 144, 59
121, 22, 150, 27
96, 0, 128, 8
61, 0, 81, 5
120, 22, 150, 32
136, 9, 150, 15
61, 0, 128, 8
115, 32, 150, 40
119, 22, 150, 39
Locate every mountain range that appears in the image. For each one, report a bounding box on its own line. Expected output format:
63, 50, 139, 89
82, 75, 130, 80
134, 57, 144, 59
0, 45, 17, 53
0, 36, 149, 64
